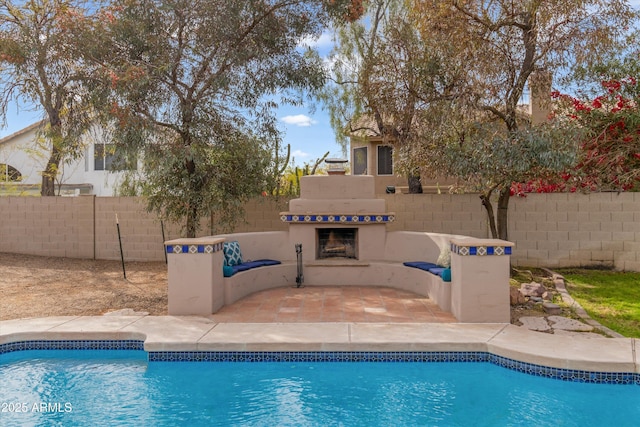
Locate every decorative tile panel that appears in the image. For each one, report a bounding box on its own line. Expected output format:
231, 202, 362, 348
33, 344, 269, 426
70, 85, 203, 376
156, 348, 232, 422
165, 242, 223, 255
451, 243, 512, 256
280, 213, 395, 224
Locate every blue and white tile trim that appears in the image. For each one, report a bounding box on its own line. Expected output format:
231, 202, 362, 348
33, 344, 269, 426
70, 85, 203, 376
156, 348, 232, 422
166, 242, 224, 255
280, 213, 395, 224
0, 340, 144, 354
147, 350, 489, 363
451, 243, 512, 256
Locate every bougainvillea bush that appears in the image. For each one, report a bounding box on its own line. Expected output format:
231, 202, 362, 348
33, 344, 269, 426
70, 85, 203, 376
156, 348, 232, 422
511, 76, 639, 197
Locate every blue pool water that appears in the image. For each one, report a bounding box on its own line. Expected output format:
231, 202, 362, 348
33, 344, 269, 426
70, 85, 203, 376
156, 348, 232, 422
1, 350, 639, 427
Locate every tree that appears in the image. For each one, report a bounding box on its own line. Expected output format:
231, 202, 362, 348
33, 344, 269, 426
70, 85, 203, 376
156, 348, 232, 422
0, 0, 95, 196
411, 0, 638, 240
320, 0, 458, 193
86, 0, 334, 237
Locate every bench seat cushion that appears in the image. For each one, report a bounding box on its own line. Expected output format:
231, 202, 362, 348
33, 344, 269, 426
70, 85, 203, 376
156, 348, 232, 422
225, 259, 282, 277
403, 261, 438, 271
403, 262, 451, 282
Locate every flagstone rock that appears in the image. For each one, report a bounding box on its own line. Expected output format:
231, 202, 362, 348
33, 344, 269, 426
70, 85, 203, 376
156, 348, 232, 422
518, 316, 551, 332
520, 282, 546, 297
548, 315, 594, 332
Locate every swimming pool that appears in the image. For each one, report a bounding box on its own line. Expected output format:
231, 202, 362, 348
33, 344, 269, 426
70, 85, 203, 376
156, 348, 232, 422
1, 343, 639, 426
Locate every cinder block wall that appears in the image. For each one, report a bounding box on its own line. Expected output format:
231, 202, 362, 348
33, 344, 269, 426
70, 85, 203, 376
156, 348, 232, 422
508, 192, 640, 271
382, 193, 488, 238
1, 192, 638, 270
0, 196, 94, 258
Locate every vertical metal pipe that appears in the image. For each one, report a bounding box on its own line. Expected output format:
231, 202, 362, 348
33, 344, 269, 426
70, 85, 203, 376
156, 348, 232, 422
161, 220, 167, 264
295, 243, 303, 288
116, 213, 126, 279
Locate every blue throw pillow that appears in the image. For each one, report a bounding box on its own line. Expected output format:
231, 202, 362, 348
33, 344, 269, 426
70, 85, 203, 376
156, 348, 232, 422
223, 241, 243, 266
442, 268, 451, 282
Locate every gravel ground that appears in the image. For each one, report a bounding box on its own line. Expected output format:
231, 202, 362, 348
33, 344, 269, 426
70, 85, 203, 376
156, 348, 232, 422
0, 253, 167, 320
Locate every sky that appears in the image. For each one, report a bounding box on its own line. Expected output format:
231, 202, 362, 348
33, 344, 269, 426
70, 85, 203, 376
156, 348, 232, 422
2, 1, 639, 165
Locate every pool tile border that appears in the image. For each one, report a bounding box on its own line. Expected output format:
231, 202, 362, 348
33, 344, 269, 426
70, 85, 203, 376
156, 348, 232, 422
0, 340, 144, 353
146, 350, 489, 363
3, 341, 637, 386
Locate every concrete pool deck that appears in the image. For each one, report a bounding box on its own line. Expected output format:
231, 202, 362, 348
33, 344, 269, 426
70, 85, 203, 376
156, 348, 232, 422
1, 314, 638, 375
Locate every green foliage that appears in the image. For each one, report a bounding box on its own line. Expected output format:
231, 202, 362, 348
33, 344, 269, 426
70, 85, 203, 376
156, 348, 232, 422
278, 151, 330, 196
131, 129, 274, 233
435, 121, 579, 195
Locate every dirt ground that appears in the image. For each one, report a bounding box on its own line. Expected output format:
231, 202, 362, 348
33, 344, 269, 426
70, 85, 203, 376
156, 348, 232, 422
0, 253, 167, 320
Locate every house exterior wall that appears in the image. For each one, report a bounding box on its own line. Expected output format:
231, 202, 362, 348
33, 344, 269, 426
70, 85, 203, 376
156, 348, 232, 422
0, 192, 638, 271
0, 123, 127, 196
350, 138, 407, 193
350, 138, 455, 195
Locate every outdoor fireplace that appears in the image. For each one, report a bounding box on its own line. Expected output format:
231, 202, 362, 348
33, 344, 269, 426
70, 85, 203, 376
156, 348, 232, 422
317, 228, 357, 259
280, 175, 395, 263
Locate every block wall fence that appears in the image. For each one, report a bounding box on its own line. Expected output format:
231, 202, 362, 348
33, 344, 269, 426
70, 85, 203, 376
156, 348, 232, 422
1, 192, 639, 271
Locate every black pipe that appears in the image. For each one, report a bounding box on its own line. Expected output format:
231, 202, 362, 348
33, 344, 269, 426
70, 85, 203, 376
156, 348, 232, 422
295, 243, 303, 288
161, 220, 167, 264
116, 214, 126, 279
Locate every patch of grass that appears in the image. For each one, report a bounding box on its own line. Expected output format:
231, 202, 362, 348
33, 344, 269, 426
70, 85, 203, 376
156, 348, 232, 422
557, 269, 640, 338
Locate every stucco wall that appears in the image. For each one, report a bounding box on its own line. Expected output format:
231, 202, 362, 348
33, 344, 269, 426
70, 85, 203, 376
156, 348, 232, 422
1, 192, 638, 270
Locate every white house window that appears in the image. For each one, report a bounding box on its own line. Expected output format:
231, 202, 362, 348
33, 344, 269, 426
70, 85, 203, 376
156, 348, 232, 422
377, 145, 393, 176
94, 143, 136, 171
0, 163, 21, 182
353, 147, 367, 175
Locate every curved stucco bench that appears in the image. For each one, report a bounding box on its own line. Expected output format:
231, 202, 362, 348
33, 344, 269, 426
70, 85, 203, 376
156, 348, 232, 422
223, 262, 297, 305
217, 231, 298, 306
167, 229, 513, 322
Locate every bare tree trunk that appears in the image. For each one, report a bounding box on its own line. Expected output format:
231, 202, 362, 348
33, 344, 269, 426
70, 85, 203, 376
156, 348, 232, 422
186, 203, 198, 238
480, 192, 498, 239
185, 156, 199, 238
40, 148, 60, 196
496, 187, 510, 241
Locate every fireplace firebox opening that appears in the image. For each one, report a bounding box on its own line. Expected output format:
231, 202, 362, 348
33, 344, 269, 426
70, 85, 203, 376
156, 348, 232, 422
316, 228, 358, 259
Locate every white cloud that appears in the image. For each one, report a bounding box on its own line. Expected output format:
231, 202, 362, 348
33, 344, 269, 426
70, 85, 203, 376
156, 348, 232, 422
291, 149, 310, 158
280, 114, 317, 127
